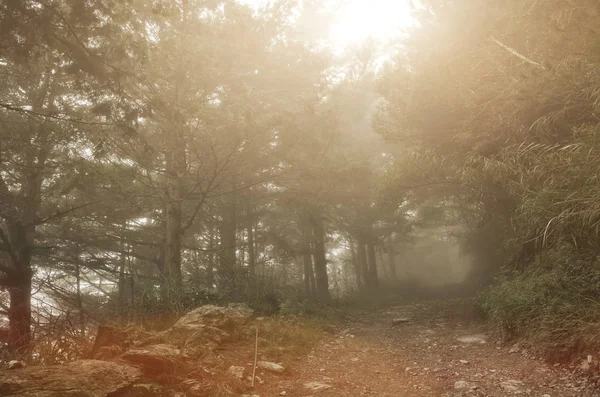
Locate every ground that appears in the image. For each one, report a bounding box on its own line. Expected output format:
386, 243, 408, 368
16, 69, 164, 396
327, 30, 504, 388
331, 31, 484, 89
236, 299, 598, 397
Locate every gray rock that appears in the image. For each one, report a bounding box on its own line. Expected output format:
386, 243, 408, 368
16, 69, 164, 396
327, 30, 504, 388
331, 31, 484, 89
173, 304, 253, 335
257, 361, 285, 373
454, 380, 472, 390
392, 318, 410, 326
7, 360, 24, 370
0, 359, 143, 397
456, 334, 486, 344
227, 365, 245, 379
122, 344, 182, 372
304, 382, 332, 392
500, 379, 525, 393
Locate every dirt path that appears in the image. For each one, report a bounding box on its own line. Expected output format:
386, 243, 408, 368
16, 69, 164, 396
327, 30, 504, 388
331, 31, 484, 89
253, 299, 596, 397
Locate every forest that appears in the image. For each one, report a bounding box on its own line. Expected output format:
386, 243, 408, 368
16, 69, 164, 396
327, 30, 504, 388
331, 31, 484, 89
2, 0, 600, 396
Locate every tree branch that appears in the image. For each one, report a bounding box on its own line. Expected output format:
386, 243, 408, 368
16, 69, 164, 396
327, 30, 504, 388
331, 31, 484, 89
490, 37, 546, 69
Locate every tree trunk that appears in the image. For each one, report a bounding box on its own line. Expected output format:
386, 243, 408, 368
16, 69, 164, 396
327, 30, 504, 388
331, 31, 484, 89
219, 184, 237, 292
8, 274, 31, 356
206, 224, 215, 289
309, 212, 330, 302
366, 225, 379, 288
356, 232, 369, 291
163, 142, 185, 297
74, 245, 85, 338
348, 236, 362, 291
246, 203, 256, 293
386, 235, 398, 282
300, 213, 315, 299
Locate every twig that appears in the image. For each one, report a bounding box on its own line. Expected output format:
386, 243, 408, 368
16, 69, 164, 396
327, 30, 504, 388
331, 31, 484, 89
251, 327, 258, 388
490, 37, 545, 69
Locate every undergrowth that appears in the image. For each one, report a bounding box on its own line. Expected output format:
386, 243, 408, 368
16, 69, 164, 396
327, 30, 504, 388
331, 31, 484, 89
481, 248, 600, 361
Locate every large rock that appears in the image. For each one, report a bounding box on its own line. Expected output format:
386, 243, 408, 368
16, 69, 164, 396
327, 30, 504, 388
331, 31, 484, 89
169, 304, 253, 358
172, 304, 253, 335
90, 326, 130, 360
122, 344, 182, 372
173, 325, 230, 359
0, 359, 143, 397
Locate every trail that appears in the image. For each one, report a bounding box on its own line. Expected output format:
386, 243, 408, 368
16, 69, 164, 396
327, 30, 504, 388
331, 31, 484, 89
256, 299, 596, 397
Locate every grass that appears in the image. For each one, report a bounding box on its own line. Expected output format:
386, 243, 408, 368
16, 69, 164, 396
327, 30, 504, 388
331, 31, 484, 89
480, 249, 600, 361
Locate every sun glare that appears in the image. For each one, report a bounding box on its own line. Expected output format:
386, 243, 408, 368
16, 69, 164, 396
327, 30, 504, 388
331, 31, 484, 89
329, 0, 417, 49
240, 0, 417, 50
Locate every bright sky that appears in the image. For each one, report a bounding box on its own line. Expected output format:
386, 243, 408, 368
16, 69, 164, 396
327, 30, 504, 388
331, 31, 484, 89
240, 0, 417, 50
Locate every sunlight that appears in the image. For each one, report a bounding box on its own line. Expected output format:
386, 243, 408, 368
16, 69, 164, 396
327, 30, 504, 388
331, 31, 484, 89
329, 0, 417, 49
239, 0, 417, 50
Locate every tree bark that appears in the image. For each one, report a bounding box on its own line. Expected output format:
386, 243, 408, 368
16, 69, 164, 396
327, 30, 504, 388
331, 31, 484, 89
206, 224, 215, 289
219, 183, 237, 292
300, 214, 315, 298
386, 235, 398, 282
366, 225, 379, 288
163, 140, 186, 298
356, 232, 369, 291
309, 212, 330, 302
348, 236, 362, 291
246, 203, 256, 293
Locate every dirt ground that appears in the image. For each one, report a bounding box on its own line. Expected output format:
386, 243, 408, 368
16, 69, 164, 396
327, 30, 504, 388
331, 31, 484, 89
241, 299, 598, 397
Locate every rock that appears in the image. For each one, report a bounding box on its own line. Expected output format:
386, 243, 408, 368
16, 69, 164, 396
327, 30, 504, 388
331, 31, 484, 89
459, 360, 469, 365
454, 380, 472, 390
122, 344, 182, 372
0, 359, 143, 397
168, 304, 252, 358
175, 325, 230, 358
304, 381, 332, 392
500, 379, 525, 393
456, 334, 486, 344
227, 365, 245, 379
125, 384, 165, 396
392, 318, 410, 326
257, 361, 285, 373
509, 343, 520, 354
173, 304, 253, 335
7, 360, 24, 370
186, 379, 216, 397
90, 325, 130, 359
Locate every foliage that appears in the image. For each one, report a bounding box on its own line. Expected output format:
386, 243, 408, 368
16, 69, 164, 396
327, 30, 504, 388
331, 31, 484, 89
481, 248, 600, 361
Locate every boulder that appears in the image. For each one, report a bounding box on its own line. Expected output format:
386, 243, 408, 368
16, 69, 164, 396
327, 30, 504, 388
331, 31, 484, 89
90, 326, 130, 359
172, 304, 253, 335
169, 304, 253, 358
173, 325, 230, 359
122, 344, 182, 372
0, 359, 143, 397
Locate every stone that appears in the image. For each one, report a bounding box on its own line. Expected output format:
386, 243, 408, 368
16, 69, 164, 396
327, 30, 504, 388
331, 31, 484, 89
304, 381, 332, 392
7, 360, 24, 370
500, 379, 525, 393
392, 318, 410, 326
0, 359, 143, 397
257, 361, 285, 373
459, 360, 469, 365
227, 365, 245, 379
454, 380, 472, 390
122, 344, 182, 372
509, 343, 520, 354
456, 334, 486, 344
90, 325, 130, 359
173, 304, 253, 335
175, 325, 230, 359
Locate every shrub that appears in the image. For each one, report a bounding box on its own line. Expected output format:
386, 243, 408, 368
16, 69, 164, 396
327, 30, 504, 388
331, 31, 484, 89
481, 248, 600, 361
